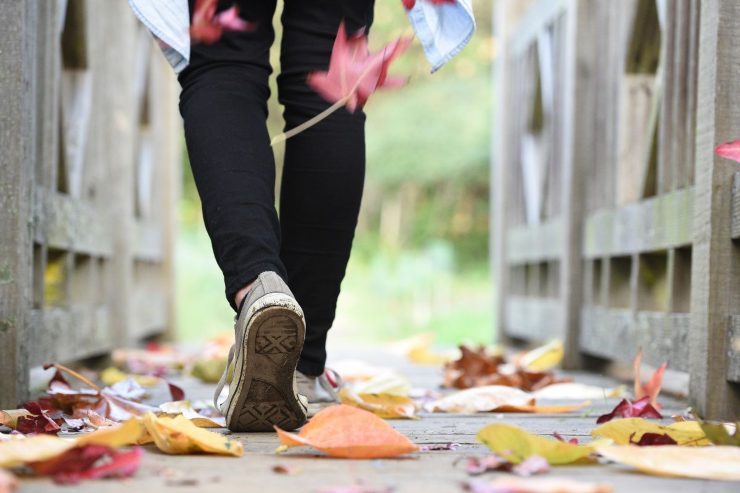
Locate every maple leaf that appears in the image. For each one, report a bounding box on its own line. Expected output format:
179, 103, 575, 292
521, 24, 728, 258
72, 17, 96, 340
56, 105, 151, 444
17, 402, 61, 435
595, 396, 663, 424
632, 351, 666, 409
402, 0, 457, 11
715, 139, 740, 163
28, 445, 142, 484
307, 22, 411, 113
190, 0, 254, 45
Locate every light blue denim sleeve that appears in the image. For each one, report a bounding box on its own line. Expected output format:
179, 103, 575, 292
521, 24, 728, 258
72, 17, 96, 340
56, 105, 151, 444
128, 0, 191, 74
407, 0, 476, 72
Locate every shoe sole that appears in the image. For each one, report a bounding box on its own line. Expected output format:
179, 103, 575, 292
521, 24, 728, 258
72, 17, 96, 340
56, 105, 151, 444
224, 293, 307, 432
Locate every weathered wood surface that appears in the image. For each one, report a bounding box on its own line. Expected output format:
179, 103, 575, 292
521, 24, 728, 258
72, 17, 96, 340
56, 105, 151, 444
16, 347, 737, 493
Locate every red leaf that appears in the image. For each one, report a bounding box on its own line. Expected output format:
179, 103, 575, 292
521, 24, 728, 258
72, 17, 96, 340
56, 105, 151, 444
190, 0, 254, 44
17, 402, 61, 435
596, 397, 663, 424
167, 381, 186, 401
629, 432, 678, 446
307, 22, 411, 113
402, 0, 457, 11
715, 139, 740, 163
29, 445, 143, 485
633, 351, 666, 409
552, 432, 579, 444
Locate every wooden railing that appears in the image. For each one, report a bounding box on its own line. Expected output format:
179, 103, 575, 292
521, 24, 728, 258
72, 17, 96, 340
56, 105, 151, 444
493, 0, 740, 419
0, 1, 180, 408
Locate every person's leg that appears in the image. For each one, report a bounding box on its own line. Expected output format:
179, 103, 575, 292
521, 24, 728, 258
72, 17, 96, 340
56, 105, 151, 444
278, 0, 375, 376
179, 0, 283, 311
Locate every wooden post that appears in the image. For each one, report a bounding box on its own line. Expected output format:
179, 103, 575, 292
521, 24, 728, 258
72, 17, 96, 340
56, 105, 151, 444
0, 2, 36, 408
690, 0, 740, 419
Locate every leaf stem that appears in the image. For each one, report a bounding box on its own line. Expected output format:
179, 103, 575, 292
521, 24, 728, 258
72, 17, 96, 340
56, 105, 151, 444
270, 96, 349, 146
48, 363, 101, 392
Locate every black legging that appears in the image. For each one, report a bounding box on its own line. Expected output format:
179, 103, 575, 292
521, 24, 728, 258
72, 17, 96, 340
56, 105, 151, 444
179, 0, 374, 376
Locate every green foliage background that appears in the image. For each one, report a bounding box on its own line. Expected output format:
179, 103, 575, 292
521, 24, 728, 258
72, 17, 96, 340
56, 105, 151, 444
177, 0, 495, 346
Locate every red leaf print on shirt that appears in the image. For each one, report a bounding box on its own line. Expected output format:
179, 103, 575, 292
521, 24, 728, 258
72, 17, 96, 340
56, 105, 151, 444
307, 22, 411, 113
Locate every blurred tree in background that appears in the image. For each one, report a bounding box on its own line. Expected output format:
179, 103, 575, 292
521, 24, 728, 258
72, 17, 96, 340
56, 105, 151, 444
178, 0, 495, 346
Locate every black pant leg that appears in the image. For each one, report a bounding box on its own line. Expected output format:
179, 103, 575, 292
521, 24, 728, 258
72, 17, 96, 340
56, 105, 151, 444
278, 0, 375, 376
179, 0, 283, 310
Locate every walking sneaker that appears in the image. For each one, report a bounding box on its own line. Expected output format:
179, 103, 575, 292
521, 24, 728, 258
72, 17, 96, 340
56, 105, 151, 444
295, 369, 342, 417
213, 272, 308, 431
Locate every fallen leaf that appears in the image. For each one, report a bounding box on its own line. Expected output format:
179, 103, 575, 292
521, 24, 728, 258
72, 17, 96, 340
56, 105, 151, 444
159, 400, 226, 428
699, 421, 740, 446
275, 405, 417, 459
465, 477, 612, 493
493, 401, 591, 414
17, 402, 60, 435
0, 411, 32, 430
715, 139, 740, 163
349, 371, 411, 396
142, 413, 242, 456
633, 351, 666, 409
271, 464, 302, 475
76, 417, 150, 448
598, 445, 740, 480
532, 383, 624, 400
426, 386, 533, 413
477, 423, 596, 465
0, 469, 16, 493
29, 445, 142, 484
463, 454, 549, 477
0, 435, 75, 468
100, 367, 160, 387
512, 455, 551, 476
516, 341, 564, 372
630, 433, 677, 446
596, 397, 662, 424
420, 443, 459, 451
307, 22, 411, 113
190, 0, 254, 44
108, 377, 148, 401
167, 381, 186, 401
592, 418, 710, 446
339, 388, 416, 419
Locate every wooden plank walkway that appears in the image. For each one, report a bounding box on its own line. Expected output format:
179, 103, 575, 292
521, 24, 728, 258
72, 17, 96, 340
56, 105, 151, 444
17, 346, 738, 493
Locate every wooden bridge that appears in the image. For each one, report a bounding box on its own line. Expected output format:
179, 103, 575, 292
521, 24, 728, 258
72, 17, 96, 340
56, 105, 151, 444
1, 0, 739, 423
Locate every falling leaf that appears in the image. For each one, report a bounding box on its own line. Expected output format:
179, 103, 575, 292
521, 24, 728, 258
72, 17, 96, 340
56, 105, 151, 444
465, 477, 613, 493
592, 418, 710, 446
533, 383, 625, 400
402, 0, 457, 11
190, 0, 254, 44
699, 421, 740, 446
0, 411, 31, 430
477, 423, 597, 465
159, 400, 226, 428
28, 445, 143, 484
0, 435, 75, 468
307, 22, 411, 113
142, 413, 242, 456
339, 388, 417, 419
596, 397, 662, 424
0, 469, 17, 493
715, 140, 740, 163
349, 371, 411, 397
633, 351, 666, 409
275, 405, 417, 459
516, 341, 564, 372
598, 445, 740, 480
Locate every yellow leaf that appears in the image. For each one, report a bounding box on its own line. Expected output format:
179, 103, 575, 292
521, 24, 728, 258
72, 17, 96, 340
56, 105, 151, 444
598, 445, 740, 481
0, 435, 74, 468
100, 367, 160, 387
592, 418, 711, 446
159, 400, 226, 428
142, 412, 242, 456
477, 423, 596, 465
75, 417, 151, 447
338, 388, 417, 419
518, 340, 564, 371
0, 410, 32, 430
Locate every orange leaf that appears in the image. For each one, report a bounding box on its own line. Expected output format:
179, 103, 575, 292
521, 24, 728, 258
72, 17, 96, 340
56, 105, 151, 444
495, 401, 592, 414
633, 351, 666, 409
274, 405, 418, 459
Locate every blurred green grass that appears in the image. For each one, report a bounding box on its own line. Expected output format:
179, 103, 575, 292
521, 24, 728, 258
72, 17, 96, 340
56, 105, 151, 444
176, 0, 495, 345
